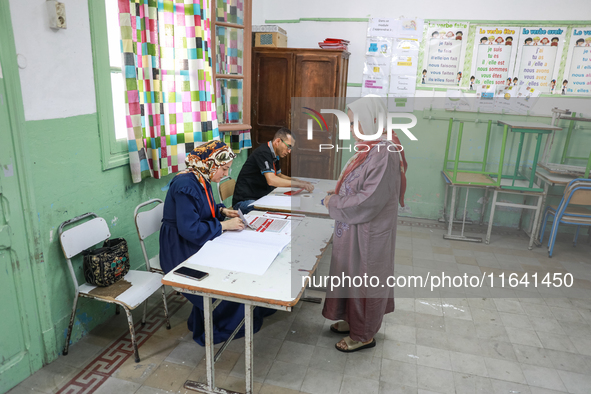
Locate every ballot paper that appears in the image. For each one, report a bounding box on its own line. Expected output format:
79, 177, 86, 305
189, 230, 291, 275
244, 214, 288, 233
238, 209, 258, 230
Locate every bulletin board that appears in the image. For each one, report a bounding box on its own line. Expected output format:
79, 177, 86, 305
416, 20, 591, 97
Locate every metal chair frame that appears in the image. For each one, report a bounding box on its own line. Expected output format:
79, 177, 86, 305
59, 212, 170, 362
539, 179, 591, 257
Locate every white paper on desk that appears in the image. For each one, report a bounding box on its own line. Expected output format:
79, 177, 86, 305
250, 195, 297, 208
295, 178, 320, 184
245, 214, 288, 233
245, 214, 299, 236
189, 231, 291, 275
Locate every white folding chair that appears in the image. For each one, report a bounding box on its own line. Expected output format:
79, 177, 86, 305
134, 199, 164, 274
59, 213, 170, 362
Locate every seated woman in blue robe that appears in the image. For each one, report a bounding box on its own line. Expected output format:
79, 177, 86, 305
160, 140, 275, 346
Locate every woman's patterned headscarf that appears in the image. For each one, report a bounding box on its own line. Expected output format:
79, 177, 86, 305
178, 140, 236, 183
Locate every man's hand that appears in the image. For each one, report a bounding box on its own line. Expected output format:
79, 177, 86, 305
301, 182, 314, 192
221, 217, 245, 231
221, 208, 240, 218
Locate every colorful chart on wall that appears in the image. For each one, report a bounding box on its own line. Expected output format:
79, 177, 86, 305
422, 21, 470, 86
513, 26, 567, 93
470, 26, 520, 87
562, 27, 591, 96
364, 56, 391, 76
361, 74, 389, 96
368, 18, 424, 40
366, 37, 393, 57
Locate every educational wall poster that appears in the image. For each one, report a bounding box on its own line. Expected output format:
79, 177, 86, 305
361, 74, 388, 96
364, 57, 391, 76
391, 55, 418, 75
389, 75, 416, 95
494, 85, 519, 113
368, 18, 424, 40
422, 21, 470, 86
396, 18, 424, 40
562, 27, 591, 96
514, 85, 542, 114
470, 26, 520, 87
513, 26, 567, 93
475, 84, 496, 112
366, 37, 393, 57
394, 39, 420, 57
368, 18, 398, 38
364, 17, 423, 106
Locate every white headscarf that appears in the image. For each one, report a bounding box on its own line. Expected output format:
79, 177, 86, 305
347, 94, 388, 140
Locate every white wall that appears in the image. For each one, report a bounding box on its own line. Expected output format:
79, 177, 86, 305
9, 0, 96, 121
252, 0, 591, 97
9, 0, 591, 121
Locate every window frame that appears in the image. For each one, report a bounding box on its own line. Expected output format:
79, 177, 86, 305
211, 0, 253, 132
88, 0, 129, 170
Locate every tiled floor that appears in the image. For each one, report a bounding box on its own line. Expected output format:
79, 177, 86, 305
8, 220, 591, 394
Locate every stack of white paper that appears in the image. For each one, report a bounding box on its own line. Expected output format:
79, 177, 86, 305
250, 195, 297, 209
187, 230, 291, 275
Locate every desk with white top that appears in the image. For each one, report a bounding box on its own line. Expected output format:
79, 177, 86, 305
162, 215, 334, 394
252, 178, 337, 218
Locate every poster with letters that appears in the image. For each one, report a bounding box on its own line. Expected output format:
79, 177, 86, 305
562, 27, 591, 96
470, 26, 520, 88
422, 21, 469, 86
513, 27, 567, 93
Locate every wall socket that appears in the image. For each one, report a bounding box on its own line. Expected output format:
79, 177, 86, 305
47, 0, 67, 29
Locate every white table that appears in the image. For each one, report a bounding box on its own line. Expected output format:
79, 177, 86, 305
252, 178, 337, 218
162, 216, 334, 394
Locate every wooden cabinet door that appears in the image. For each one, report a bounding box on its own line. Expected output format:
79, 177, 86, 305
251, 50, 294, 173
291, 53, 340, 179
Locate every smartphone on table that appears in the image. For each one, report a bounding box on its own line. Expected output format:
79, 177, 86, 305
173, 266, 209, 281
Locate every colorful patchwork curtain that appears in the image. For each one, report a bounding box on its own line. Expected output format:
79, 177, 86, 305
119, 0, 219, 183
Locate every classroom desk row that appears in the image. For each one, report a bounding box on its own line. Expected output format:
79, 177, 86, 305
441, 168, 581, 249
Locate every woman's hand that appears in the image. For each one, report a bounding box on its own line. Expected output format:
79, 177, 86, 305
326, 189, 335, 195
221, 208, 240, 218
221, 217, 245, 231
322, 194, 333, 207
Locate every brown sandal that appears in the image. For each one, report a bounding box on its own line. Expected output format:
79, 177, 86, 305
330, 321, 350, 334
335, 336, 376, 353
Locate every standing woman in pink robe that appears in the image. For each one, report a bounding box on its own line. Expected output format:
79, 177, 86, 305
322, 95, 408, 352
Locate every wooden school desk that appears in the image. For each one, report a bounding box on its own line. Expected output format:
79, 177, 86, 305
252, 178, 337, 218
161, 215, 334, 394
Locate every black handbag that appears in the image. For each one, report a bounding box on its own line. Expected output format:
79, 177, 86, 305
83, 238, 130, 287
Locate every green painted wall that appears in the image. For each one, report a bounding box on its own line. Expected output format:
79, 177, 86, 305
25, 111, 248, 359
340, 108, 587, 229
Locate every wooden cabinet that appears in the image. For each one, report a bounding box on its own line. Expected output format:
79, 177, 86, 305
251, 47, 349, 179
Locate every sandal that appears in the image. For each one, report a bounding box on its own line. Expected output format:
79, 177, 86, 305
330, 321, 350, 334
335, 336, 376, 353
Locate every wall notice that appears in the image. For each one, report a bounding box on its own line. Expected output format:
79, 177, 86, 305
422, 21, 469, 86
562, 27, 591, 96
513, 27, 567, 93
470, 26, 520, 87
